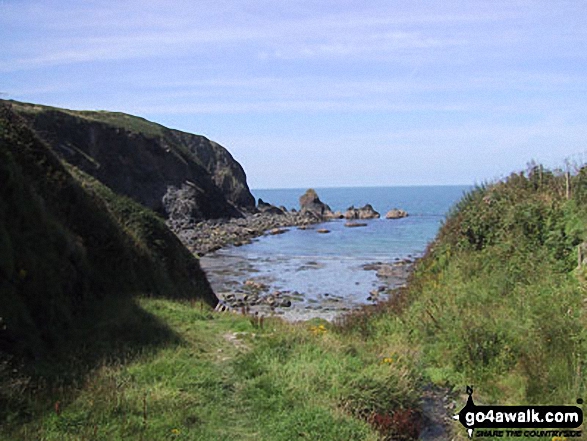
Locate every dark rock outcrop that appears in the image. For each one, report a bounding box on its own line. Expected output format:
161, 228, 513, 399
345, 222, 368, 228
344, 204, 380, 219
6, 100, 255, 224
257, 198, 286, 216
299, 189, 339, 220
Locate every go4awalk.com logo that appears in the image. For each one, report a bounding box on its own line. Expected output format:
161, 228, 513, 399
453, 386, 583, 438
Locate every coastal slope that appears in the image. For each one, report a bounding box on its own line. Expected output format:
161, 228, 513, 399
3, 99, 256, 225
0, 102, 217, 361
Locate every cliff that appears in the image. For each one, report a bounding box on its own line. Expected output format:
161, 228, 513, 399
3, 100, 256, 224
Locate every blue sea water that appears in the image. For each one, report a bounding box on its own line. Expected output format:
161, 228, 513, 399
251, 186, 469, 259
201, 185, 471, 320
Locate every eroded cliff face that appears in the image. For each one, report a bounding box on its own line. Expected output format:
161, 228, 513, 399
6, 100, 255, 223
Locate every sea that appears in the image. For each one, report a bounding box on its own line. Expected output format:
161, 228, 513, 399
200, 185, 471, 320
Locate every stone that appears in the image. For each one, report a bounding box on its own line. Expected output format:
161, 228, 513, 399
385, 208, 408, 219
344, 204, 380, 219
257, 198, 286, 215
345, 221, 368, 228
317, 228, 331, 234
299, 189, 336, 220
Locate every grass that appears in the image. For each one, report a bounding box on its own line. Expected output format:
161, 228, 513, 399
5, 99, 167, 139
4, 98, 587, 439
3, 154, 586, 440
0, 103, 216, 360
0, 298, 424, 440
334, 165, 587, 440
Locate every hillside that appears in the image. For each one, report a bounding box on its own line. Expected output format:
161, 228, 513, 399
403, 166, 587, 405
3, 100, 256, 224
339, 165, 587, 438
1, 97, 585, 439
0, 102, 217, 364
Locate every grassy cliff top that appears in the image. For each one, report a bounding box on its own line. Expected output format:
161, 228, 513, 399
5, 100, 170, 138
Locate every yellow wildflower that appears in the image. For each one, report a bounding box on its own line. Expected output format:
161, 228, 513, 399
309, 324, 327, 335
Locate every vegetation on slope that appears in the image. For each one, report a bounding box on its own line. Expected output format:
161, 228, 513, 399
408, 165, 586, 405
0, 103, 217, 418
1, 298, 425, 440
2, 97, 585, 440
339, 164, 587, 438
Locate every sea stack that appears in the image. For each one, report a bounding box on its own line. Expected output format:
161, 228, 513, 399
299, 189, 339, 220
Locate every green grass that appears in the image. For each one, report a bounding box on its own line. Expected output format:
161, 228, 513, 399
5, 100, 167, 139
336, 166, 587, 440
4, 99, 586, 439
3, 99, 205, 167
0, 103, 216, 360
0, 298, 425, 440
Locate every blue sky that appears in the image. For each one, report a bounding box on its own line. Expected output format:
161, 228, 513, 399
1, 1, 586, 188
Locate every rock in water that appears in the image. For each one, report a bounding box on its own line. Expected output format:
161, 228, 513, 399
344, 204, 380, 219
385, 208, 408, 219
269, 228, 288, 235
345, 221, 368, 228
299, 189, 336, 220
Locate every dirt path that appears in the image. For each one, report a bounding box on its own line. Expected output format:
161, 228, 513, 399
419, 384, 456, 440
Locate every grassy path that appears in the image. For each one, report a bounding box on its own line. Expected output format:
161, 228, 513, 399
4, 298, 426, 440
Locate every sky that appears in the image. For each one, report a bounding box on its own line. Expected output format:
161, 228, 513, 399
1, 0, 586, 189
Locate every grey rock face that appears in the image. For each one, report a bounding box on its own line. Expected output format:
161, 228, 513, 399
12, 103, 254, 223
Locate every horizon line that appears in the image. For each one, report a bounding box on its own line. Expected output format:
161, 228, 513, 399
250, 183, 474, 191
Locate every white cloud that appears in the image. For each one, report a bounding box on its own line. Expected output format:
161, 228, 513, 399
2, 0, 587, 186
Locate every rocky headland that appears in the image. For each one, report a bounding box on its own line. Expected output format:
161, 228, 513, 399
174, 188, 341, 255
4, 99, 414, 323
7, 99, 255, 223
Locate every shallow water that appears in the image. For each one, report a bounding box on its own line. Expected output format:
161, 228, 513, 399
200, 185, 470, 320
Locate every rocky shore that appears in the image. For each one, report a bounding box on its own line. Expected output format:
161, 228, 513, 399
202, 253, 416, 321
170, 188, 409, 256
170, 187, 415, 320
170, 188, 332, 255
172, 210, 319, 256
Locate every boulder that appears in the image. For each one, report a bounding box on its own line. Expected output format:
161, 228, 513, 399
299, 189, 335, 220
257, 198, 286, 215
385, 208, 408, 219
344, 204, 380, 219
